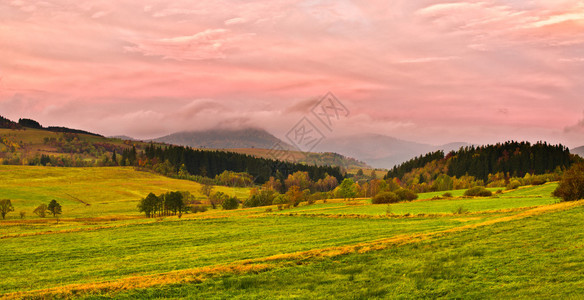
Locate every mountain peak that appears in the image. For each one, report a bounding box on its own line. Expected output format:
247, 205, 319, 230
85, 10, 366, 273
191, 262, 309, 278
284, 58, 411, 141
152, 128, 294, 150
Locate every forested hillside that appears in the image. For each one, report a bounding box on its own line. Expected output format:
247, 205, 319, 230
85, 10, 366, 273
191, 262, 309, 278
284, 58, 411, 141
143, 144, 343, 184
385, 141, 578, 192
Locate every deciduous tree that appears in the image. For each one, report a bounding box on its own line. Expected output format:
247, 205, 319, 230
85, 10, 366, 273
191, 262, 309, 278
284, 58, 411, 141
0, 199, 14, 219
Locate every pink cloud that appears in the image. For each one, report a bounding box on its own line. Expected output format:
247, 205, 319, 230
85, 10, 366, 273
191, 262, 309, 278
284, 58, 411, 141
1, 0, 584, 146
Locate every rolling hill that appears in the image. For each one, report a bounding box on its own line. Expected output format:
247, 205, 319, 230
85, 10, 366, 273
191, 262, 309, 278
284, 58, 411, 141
151, 128, 370, 169
0, 117, 367, 170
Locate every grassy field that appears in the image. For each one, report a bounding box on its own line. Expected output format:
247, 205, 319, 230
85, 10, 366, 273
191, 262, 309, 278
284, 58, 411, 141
0, 165, 250, 218
106, 203, 584, 299
1, 166, 581, 299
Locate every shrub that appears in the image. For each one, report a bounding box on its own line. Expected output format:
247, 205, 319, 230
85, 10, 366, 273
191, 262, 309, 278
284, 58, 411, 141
243, 189, 277, 208
553, 162, 584, 202
395, 188, 418, 201
531, 178, 546, 185
506, 180, 521, 190
191, 205, 208, 213
372, 192, 399, 204
222, 196, 239, 210
442, 192, 453, 198
265, 208, 273, 212
463, 186, 492, 197
273, 194, 288, 205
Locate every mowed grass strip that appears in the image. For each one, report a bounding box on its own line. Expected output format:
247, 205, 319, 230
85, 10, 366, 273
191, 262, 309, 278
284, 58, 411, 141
0, 213, 506, 294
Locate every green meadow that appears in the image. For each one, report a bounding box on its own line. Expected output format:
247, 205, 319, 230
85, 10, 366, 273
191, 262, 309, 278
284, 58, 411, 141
0, 166, 582, 299
0, 165, 250, 218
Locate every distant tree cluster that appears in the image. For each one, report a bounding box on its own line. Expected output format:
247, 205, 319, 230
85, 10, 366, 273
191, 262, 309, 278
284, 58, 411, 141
382, 141, 573, 193
138, 191, 193, 218
0, 199, 62, 221
18, 118, 42, 129
447, 141, 571, 181
387, 142, 571, 183
0, 115, 22, 129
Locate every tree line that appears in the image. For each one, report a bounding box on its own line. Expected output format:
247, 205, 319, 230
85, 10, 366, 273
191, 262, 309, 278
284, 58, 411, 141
386, 141, 573, 183
143, 144, 344, 184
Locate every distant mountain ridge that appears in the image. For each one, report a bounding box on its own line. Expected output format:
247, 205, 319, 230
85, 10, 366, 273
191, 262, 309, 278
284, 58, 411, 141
571, 146, 584, 157
152, 128, 296, 150
315, 134, 472, 169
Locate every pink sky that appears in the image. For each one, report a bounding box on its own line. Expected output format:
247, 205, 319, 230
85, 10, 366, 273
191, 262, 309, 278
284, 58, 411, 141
1, 0, 584, 147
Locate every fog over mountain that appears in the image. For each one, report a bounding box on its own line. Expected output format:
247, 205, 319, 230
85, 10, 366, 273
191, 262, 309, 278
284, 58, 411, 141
148, 128, 473, 169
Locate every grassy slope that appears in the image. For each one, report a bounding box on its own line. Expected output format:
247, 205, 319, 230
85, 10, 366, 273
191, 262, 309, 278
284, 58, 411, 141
110, 204, 584, 299
0, 165, 250, 218
0, 128, 129, 158
0, 128, 366, 170
0, 214, 506, 294
0, 167, 572, 298
275, 184, 558, 216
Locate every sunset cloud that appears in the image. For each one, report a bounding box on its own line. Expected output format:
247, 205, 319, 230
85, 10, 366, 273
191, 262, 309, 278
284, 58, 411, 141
1, 0, 583, 147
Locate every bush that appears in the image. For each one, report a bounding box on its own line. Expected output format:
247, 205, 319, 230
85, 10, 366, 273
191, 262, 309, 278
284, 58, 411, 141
372, 192, 399, 204
243, 190, 277, 208
273, 194, 288, 205
191, 205, 208, 213
463, 186, 492, 197
395, 188, 418, 201
531, 178, 546, 185
222, 196, 239, 210
506, 180, 521, 190
442, 192, 453, 198
553, 163, 584, 202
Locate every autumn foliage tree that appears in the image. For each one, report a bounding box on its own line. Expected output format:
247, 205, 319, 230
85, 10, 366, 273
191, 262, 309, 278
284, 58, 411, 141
553, 162, 584, 202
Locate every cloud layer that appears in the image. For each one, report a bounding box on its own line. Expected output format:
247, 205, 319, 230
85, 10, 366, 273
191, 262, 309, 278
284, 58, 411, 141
1, 0, 584, 147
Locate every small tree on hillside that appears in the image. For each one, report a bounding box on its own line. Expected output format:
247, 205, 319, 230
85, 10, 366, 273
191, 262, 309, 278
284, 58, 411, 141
209, 191, 228, 209
286, 186, 304, 207
201, 184, 214, 198
0, 199, 14, 219
48, 199, 62, 223
138, 193, 158, 217
165, 191, 187, 218
553, 162, 584, 202
34, 204, 48, 218
338, 178, 357, 200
